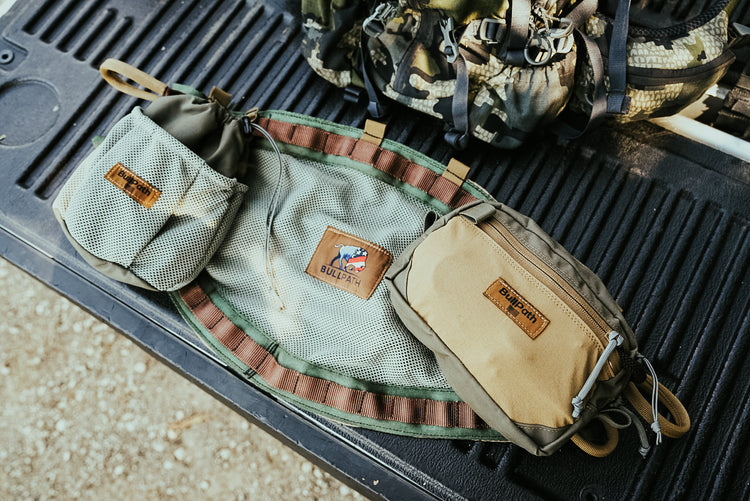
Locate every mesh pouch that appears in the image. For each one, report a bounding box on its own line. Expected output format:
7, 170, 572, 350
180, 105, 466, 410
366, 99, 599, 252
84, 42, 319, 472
386, 200, 691, 456
53, 103, 248, 291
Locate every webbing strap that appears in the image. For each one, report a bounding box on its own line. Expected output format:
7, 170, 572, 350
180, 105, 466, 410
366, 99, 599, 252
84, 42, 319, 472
565, 0, 599, 29
252, 117, 478, 209
179, 283, 489, 429
100, 58, 180, 101
445, 54, 471, 150
607, 0, 632, 114
552, 28, 608, 139
502, 0, 531, 64
360, 30, 389, 118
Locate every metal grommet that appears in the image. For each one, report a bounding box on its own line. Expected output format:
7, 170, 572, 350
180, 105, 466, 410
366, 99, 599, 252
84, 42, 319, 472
0, 50, 14, 65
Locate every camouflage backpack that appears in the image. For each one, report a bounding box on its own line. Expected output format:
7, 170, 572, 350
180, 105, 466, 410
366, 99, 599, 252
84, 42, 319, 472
301, 0, 741, 149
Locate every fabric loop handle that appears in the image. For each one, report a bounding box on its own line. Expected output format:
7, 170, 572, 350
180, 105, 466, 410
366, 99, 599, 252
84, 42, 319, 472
571, 419, 619, 457
624, 375, 691, 439
100, 58, 175, 101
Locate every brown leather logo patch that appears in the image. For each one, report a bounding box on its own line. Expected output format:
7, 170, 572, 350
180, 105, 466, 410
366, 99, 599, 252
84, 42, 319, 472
104, 163, 161, 209
305, 227, 393, 300
484, 277, 550, 339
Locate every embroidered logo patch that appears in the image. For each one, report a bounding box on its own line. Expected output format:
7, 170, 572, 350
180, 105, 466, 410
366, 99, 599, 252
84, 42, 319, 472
484, 277, 550, 340
104, 163, 161, 209
305, 227, 392, 300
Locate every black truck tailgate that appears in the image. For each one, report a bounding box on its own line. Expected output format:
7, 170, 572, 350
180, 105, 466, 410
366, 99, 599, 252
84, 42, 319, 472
1, 1, 749, 499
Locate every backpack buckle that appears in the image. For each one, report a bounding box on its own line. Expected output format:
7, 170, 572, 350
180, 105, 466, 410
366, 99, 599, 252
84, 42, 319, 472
363, 3, 398, 38
477, 18, 506, 44
440, 17, 459, 63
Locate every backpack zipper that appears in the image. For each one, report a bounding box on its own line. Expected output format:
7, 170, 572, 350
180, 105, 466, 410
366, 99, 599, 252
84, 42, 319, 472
626, 50, 735, 86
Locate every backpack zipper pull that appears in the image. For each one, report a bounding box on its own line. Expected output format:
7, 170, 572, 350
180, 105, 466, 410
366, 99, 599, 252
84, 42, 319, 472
572, 331, 624, 418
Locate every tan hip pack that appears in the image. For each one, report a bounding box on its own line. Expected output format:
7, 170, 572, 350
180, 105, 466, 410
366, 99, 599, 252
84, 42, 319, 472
386, 200, 690, 456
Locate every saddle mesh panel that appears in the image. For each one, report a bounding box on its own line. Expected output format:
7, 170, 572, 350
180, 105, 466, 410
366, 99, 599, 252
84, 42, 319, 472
206, 146, 450, 389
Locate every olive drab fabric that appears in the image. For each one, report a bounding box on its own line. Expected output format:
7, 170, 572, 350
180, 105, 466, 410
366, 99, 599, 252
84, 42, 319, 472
301, 0, 742, 149
54, 59, 512, 441
53, 61, 251, 291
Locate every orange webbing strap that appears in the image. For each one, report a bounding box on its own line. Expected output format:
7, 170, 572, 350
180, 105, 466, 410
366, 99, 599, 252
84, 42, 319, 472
179, 282, 489, 429
571, 420, 619, 457
99, 58, 177, 101
252, 117, 479, 210
624, 375, 691, 439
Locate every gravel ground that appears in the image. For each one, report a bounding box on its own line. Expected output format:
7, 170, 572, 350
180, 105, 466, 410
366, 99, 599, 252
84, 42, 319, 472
0, 257, 367, 500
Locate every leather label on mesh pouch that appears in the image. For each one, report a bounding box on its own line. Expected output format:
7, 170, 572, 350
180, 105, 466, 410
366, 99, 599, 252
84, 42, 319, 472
105, 162, 161, 209
306, 226, 393, 300
484, 277, 550, 340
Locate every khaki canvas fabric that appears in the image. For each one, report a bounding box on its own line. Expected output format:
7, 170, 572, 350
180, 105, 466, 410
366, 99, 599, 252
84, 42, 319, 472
386, 200, 690, 456
404, 215, 607, 429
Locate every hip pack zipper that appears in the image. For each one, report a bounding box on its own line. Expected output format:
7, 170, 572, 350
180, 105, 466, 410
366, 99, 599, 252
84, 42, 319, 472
479, 215, 623, 416
627, 51, 735, 87
481, 216, 614, 347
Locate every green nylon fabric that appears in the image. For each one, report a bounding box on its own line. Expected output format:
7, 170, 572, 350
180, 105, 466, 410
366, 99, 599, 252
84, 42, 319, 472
143, 95, 249, 178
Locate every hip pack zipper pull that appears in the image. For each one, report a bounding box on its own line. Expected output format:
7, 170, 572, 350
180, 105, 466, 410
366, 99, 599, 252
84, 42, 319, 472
572, 331, 624, 418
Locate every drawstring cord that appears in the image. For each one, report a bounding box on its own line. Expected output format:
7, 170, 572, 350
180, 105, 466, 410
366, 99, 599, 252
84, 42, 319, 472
638, 354, 663, 445
599, 404, 651, 458
574, 343, 666, 457
241, 113, 285, 310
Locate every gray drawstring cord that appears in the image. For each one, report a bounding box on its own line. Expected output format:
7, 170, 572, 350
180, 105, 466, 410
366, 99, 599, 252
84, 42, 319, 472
572, 331, 624, 418
244, 118, 285, 310
638, 354, 663, 445
614, 405, 652, 458
598, 404, 651, 458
